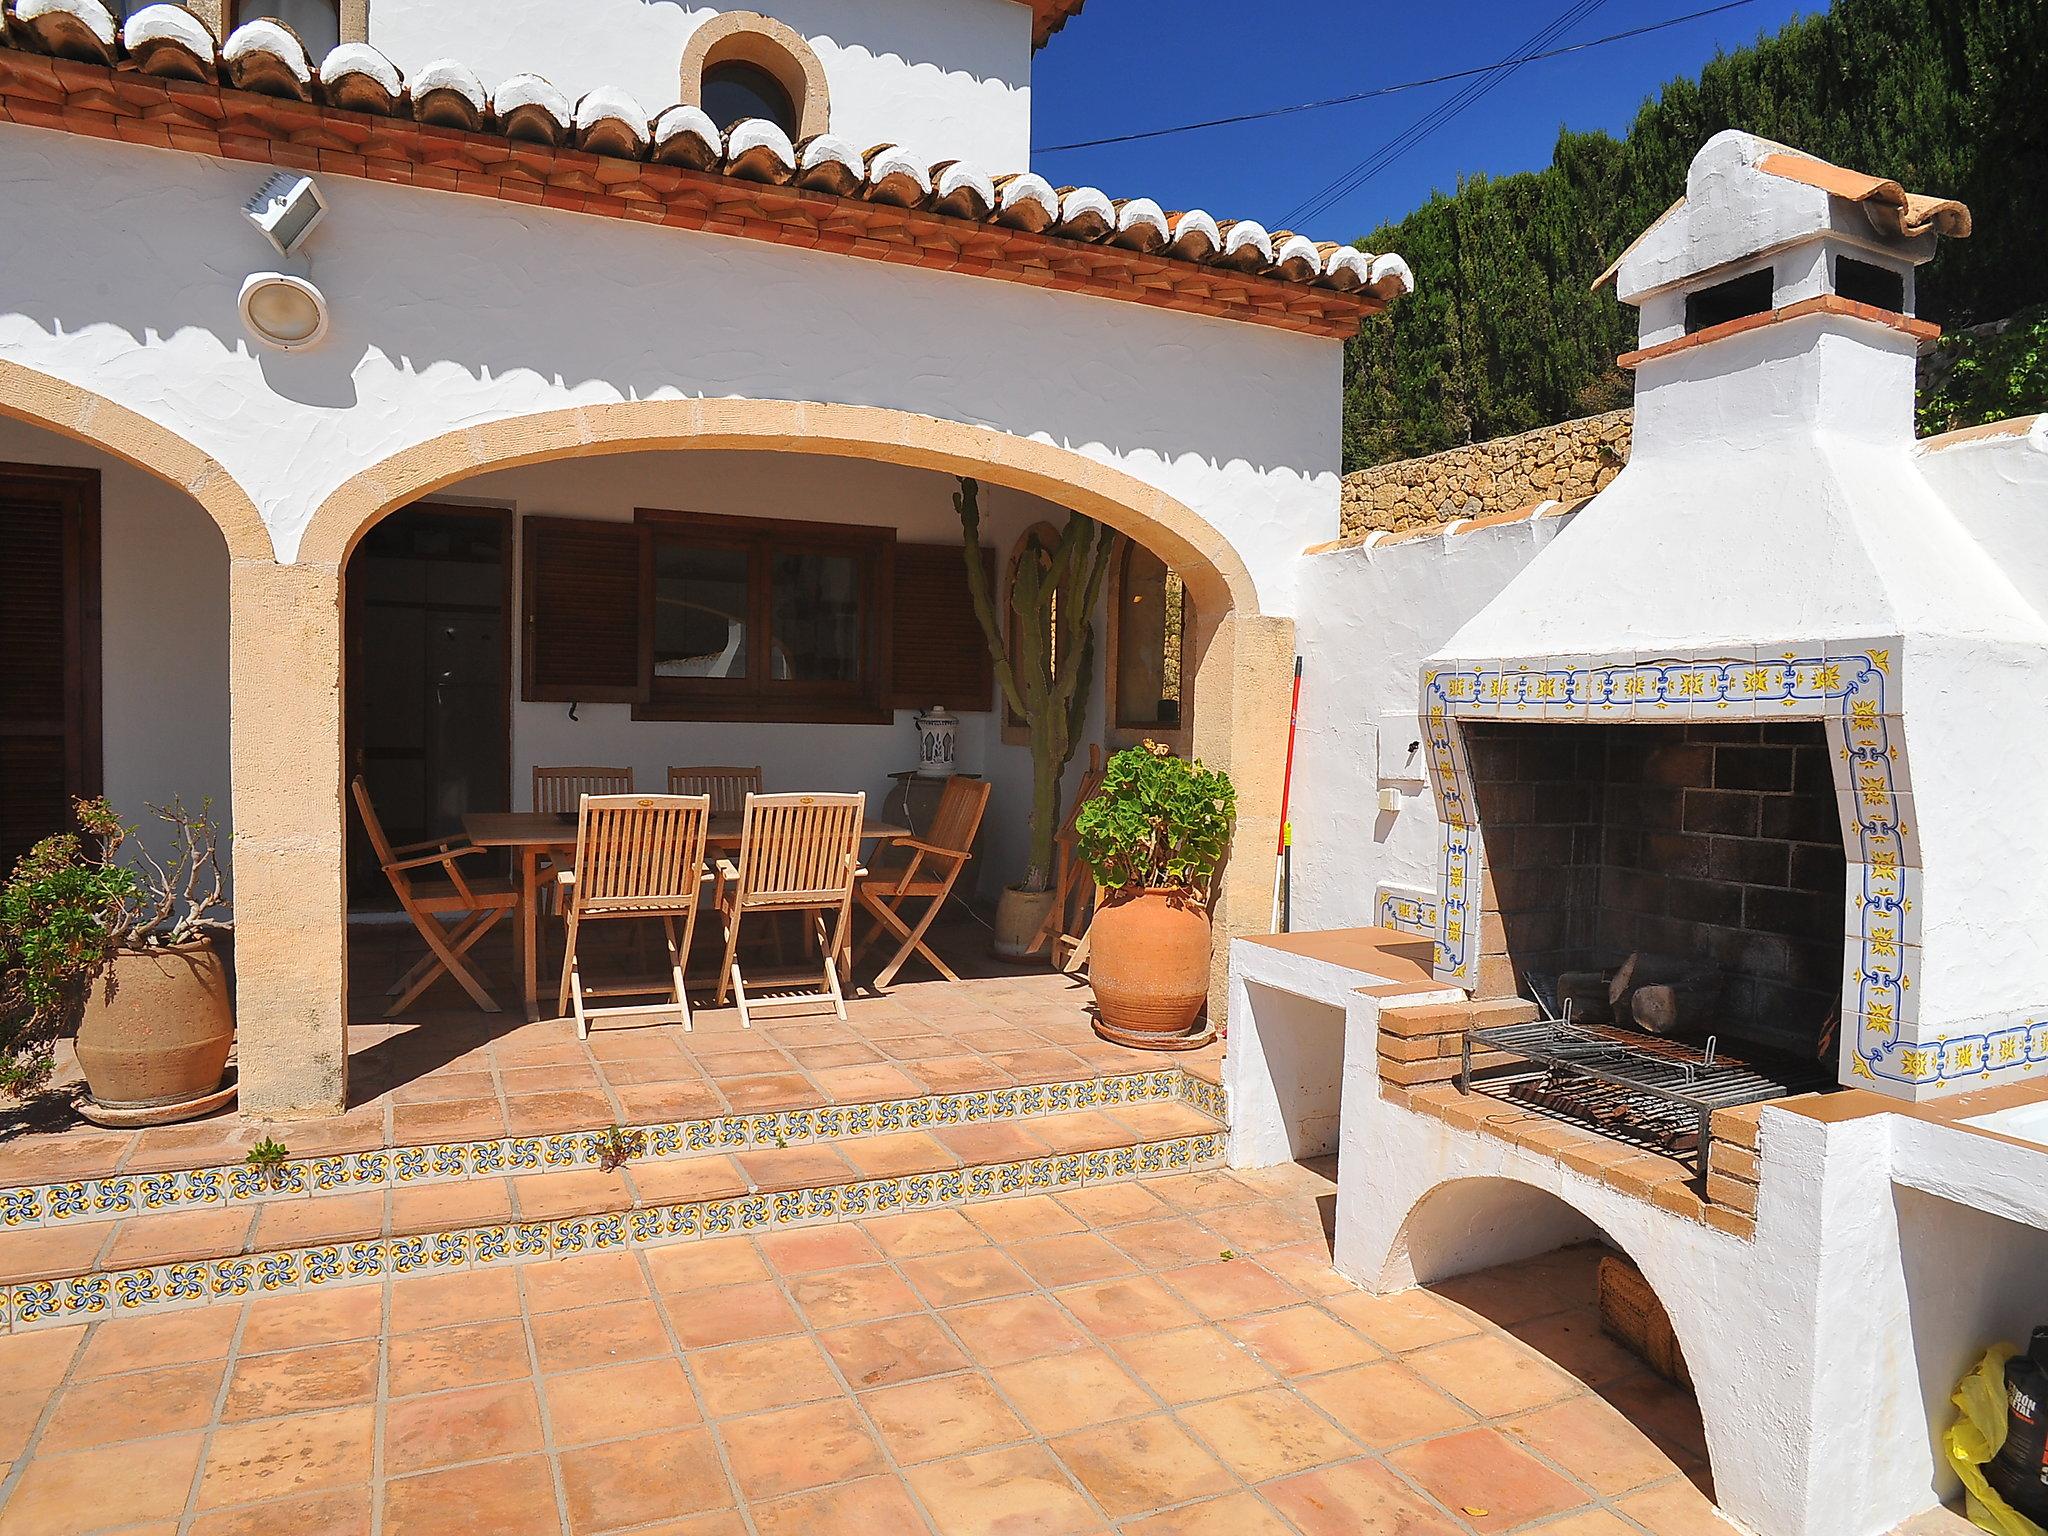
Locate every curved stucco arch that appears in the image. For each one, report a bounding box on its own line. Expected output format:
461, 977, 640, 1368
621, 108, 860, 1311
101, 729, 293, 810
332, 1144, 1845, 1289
0, 358, 272, 561
295, 398, 1262, 620
678, 10, 832, 141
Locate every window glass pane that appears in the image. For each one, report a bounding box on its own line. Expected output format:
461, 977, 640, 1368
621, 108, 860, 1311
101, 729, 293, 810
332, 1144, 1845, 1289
653, 543, 749, 679
1117, 545, 1186, 728
701, 61, 797, 135
771, 551, 860, 683
240, 0, 341, 55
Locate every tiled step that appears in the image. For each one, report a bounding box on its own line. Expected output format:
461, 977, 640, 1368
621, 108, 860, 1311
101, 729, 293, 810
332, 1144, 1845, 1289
0, 1100, 1228, 1331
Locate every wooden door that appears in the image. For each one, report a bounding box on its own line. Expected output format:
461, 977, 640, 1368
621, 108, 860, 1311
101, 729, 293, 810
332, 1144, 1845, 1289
0, 465, 100, 874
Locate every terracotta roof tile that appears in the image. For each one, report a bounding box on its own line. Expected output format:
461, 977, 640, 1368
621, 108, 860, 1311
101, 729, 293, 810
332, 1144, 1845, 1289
1757, 151, 1971, 238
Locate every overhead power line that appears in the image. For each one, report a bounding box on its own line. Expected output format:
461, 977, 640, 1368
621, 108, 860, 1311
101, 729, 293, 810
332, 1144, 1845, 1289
1035, 0, 1763, 156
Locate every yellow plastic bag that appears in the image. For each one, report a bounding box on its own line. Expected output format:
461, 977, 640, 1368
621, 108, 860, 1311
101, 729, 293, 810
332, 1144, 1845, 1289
1949, 1346, 2048, 1536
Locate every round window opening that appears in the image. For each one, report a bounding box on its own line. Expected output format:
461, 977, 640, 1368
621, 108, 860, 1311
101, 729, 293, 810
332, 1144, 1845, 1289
701, 60, 797, 135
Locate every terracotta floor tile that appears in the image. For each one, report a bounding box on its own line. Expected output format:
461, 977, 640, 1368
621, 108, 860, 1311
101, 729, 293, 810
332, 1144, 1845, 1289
1053, 1412, 1235, 1517
1431, 1260, 1587, 1327
613, 1082, 725, 1122
756, 1223, 881, 1275
630, 1155, 750, 1204
899, 1248, 1034, 1307
693, 1335, 841, 1417
244, 1190, 386, 1250
74, 1307, 230, 1377
838, 1130, 954, 1178
665, 1280, 802, 1348
387, 1318, 532, 1396
1104, 1216, 1229, 1271
906, 1444, 1103, 1536
862, 1373, 1030, 1463
503, 1089, 615, 1137
383, 1380, 544, 1474
934, 1121, 1055, 1163
0, 1222, 109, 1286
1224, 1305, 1382, 1379
224, 1339, 381, 1421
559, 1428, 733, 1533
988, 1048, 1092, 1083
1176, 1387, 1356, 1482
1112, 1324, 1276, 1405
1390, 1427, 1591, 1531
721, 1399, 888, 1500
953, 1025, 1047, 1053
965, 1193, 1086, 1242
512, 1168, 632, 1221
1035, 1111, 1139, 1155
0, 1434, 205, 1536
993, 1346, 1155, 1436
873, 1033, 960, 1062
381, 1454, 561, 1536
1618, 1477, 1742, 1536
239, 1284, 386, 1354
904, 1056, 1013, 1093
736, 1144, 852, 1191
1202, 1199, 1330, 1254
1161, 1258, 1302, 1320
788, 1264, 922, 1328
643, 1235, 770, 1293
530, 1297, 672, 1373
1010, 1231, 1138, 1289
391, 1098, 508, 1144
188, 1486, 373, 1536
748, 1474, 926, 1536
1115, 1103, 1226, 1142
390, 1264, 522, 1333
1324, 1286, 1484, 1352
1058, 1181, 1171, 1228
720, 1074, 824, 1111
1513, 1307, 1650, 1388
785, 1042, 885, 1070
1506, 1393, 1687, 1495
810, 1064, 925, 1101
599, 1054, 706, 1087
103, 1206, 253, 1268
1407, 1332, 1586, 1417
1256, 1241, 1356, 1299
946, 1294, 1089, 1367
197, 1404, 375, 1509
1526, 1512, 1652, 1536
1294, 1359, 1471, 1450
821, 1313, 971, 1387
697, 1048, 794, 1079
38, 1360, 224, 1452
860, 1206, 990, 1257
1266, 1456, 1467, 1536
520, 1249, 647, 1314
1059, 1275, 1202, 1339
1147, 1169, 1263, 1212
1602, 1367, 1712, 1466
1121, 1493, 1297, 1536
545, 1357, 700, 1447
389, 1177, 516, 1236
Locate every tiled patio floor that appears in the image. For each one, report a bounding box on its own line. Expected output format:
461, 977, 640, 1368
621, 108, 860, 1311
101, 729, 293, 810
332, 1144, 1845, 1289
0, 919, 1214, 1184
0, 1160, 1733, 1536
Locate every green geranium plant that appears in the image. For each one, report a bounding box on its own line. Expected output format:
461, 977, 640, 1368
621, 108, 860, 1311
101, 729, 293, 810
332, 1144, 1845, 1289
1073, 742, 1237, 899
0, 797, 229, 1099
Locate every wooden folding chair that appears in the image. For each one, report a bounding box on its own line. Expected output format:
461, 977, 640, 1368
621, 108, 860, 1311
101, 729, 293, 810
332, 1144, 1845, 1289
533, 766, 633, 812
1032, 744, 1106, 967
855, 777, 991, 989
713, 792, 864, 1027
667, 766, 763, 817
555, 793, 712, 1037
351, 776, 518, 1016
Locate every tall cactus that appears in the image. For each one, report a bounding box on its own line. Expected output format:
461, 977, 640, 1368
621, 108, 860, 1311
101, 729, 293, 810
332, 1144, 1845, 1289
955, 477, 1116, 893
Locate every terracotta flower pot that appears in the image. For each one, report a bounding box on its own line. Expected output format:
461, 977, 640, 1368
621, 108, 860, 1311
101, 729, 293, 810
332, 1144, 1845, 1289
991, 884, 1058, 959
75, 938, 236, 1125
1087, 886, 1214, 1047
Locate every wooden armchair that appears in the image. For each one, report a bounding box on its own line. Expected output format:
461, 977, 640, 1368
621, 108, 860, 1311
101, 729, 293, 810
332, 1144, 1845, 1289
856, 777, 991, 988
351, 776, 518, 1016
713, 792, 865, 1027
555, 794, 711, 1036
667, 766, 763, 817
533, 766, 634, 812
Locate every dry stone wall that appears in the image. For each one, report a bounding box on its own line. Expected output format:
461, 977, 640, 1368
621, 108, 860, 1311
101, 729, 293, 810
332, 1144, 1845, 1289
1341, 410, 1633, 538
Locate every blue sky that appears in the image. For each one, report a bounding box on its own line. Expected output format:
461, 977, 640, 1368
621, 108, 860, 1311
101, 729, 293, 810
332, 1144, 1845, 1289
1030, 0, 1815, 240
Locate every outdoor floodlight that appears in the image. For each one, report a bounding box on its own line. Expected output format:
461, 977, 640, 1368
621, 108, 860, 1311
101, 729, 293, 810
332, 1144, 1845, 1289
243, 172, 328, 255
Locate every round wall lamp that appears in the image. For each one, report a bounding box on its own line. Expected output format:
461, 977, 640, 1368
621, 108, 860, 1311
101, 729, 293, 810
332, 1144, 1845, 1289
239, 272, 330, 350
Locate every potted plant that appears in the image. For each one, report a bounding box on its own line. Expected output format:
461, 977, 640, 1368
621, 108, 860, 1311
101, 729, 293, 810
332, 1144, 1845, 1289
1073, 742, 1236, 1046
956, 477, 1117, 956
0, 798, 235, 1125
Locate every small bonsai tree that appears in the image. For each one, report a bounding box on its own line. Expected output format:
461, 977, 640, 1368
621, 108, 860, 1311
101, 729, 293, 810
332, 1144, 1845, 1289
1074, 741, 1237, 901
0, 798, 230, 1098
957, 477, 1117, 892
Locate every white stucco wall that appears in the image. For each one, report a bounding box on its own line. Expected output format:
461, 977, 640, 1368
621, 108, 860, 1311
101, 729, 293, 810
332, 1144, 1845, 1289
0, 415, 232, 843
0, 123, 1340, 620
432, 447, 1106, 897
368, 0, 1033, 170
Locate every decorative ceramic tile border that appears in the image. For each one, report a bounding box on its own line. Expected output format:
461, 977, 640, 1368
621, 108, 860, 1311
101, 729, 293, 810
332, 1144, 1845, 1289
1417, 643, 2035, 1098
0, 1130, 1228, 1333
0, 1069, 1219, 1233
1375, 884, 1441, 940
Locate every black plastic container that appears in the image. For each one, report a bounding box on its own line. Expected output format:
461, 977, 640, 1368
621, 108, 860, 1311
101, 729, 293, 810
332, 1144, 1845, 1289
1990, 1326, 2048, 1523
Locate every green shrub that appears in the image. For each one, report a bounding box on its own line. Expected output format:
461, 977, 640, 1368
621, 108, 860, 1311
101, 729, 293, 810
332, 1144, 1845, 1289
1917, 305, 2048, 437
0, 811, 135, 1097
1074, 743, 1237, 898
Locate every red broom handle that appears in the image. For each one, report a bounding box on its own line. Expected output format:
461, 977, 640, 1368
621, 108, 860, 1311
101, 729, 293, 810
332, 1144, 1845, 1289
1277, 656, 1303, 857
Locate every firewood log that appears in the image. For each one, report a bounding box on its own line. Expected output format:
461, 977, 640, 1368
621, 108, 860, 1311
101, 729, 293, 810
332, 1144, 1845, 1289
1607, 951, 1693, 1010
1630, 980, 1722, 1036
1557, 970, 1615, 1024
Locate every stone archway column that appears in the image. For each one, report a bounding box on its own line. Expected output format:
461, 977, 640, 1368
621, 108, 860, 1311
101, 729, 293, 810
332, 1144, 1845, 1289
229, 556, 349, 1118
1189, 608, 1297, 1020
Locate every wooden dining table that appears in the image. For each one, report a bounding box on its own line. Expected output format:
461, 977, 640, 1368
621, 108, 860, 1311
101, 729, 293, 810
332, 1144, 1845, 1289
463, 809, 911, 1020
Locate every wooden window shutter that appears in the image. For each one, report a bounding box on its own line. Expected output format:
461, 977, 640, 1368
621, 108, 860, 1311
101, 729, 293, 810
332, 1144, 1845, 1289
888, 543, 995, 712
521, 516, 647, 703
